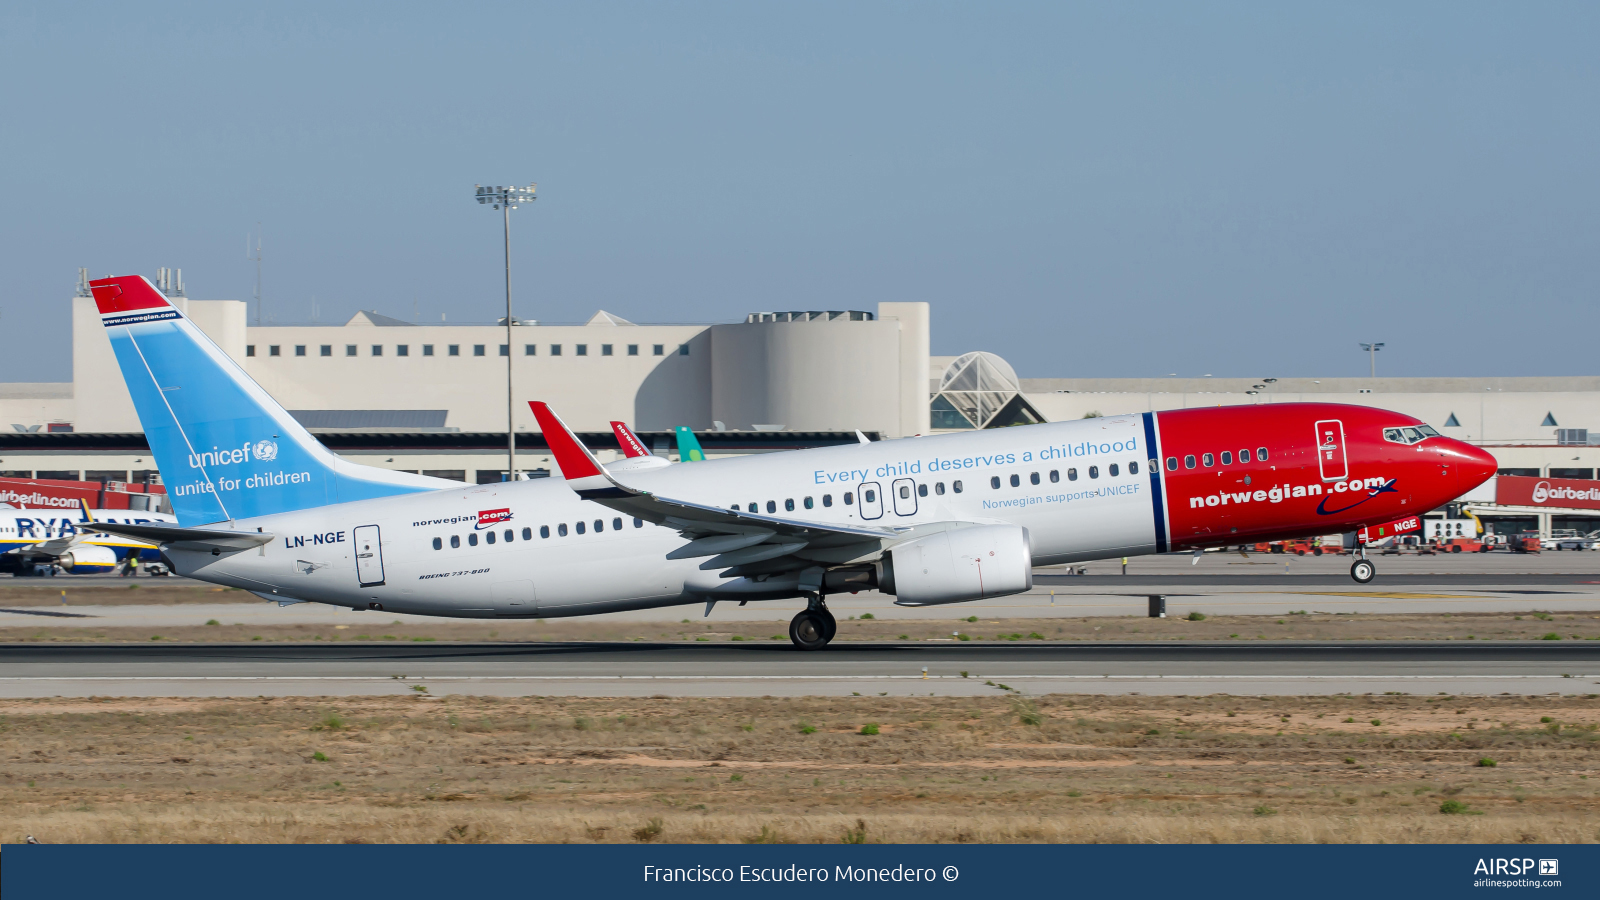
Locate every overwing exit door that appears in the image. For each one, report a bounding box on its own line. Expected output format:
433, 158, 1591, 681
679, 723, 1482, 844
1314, 420, 1347, 482
354, 524, 385, 587
891, 478, 918, 516
858, 482, 884, 520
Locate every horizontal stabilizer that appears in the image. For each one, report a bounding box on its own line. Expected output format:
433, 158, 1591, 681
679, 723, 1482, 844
90, 521, 275, 552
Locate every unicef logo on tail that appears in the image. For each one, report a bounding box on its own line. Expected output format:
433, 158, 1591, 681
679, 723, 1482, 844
253, 440, 279, 462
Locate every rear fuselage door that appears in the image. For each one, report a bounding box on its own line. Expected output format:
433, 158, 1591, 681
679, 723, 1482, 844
1315, 420, 1348, 482
858, 482, 884, 520
891, 477, 918, 516
354, 524, 385, 587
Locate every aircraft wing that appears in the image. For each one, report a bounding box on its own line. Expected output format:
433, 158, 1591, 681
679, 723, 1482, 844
88, 521, 275, 552
532, 402, 898, 572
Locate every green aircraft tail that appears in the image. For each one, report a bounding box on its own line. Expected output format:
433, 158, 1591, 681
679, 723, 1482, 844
674, 426, 707, 462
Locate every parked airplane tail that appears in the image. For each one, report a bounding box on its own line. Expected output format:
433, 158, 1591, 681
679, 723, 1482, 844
674, 425, 706, 461
88, 275, 457, 526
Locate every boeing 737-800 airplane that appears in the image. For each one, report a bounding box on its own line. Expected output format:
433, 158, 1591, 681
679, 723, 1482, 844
86, 274, 1495, 648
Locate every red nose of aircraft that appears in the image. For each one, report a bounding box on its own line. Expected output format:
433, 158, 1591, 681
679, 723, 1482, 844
1442, 439, 1499, 494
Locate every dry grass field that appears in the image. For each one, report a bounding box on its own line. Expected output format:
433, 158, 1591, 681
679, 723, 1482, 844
2, 693, 1597, 844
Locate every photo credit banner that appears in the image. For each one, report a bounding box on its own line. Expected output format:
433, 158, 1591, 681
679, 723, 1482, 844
2, 843, 1595, 900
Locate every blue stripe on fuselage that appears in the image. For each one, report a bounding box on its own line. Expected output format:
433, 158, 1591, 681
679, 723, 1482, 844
1142, 412, 1168, 553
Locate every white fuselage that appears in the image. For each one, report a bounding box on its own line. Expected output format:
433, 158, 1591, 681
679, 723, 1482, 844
167, 416, 1155, 617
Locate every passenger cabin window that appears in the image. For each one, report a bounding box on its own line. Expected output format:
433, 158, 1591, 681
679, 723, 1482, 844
1009, 474, 1020, 487
1049, 470, 1059, 483
594, 519, 603, 532
1184, 455, 1196, 469
1067, 468, 1077, 481
935, 482, 946, 495
1257, 447, 1268, 461
864, 488, 876, 503
467, 533, 478, 546
575, 522, 586, 535
1029, 472, 1040, 485
1129, 461, 1140, 475
558, 523, 568, 537
505, 529, 513, 542
485, 531, 496, 544
1239, 449, 1251, 462
748, 502, 758, 513
917, 483, 927, 497
1089, 466, 1099, 479
899, 485, 910, 499
804, 496, 814, 509
613, 518, 622, 530
991, 477, 1001, 490
1167, 457, 1178, 471
767, 501, 776, 513
1109, 463, 1119, 477
634, 518, 643, 528
1202, 453, 1214, 467
432, 537, 442, 550
523, 527, 532, 540
844, 492, 854, 505
785, 498, 795, 511
540, 526, 550, 538
1221, 451, 1232, 465
823, 494, 833, 507
450, 535, 460, 548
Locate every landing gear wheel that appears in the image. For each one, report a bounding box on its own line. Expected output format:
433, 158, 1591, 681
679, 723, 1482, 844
1350, 559, 1376, 584
789, 610, 831, 650
815, 607, 837, 642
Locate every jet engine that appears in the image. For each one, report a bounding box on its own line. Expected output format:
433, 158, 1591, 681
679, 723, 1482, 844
876, 524, 1033, 606
57, 544, 120, 574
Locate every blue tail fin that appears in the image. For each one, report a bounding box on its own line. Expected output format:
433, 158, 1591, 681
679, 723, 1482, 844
89, 275, 456, 526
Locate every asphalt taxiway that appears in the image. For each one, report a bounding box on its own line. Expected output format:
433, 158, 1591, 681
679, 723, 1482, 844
2, 641, 1596, 699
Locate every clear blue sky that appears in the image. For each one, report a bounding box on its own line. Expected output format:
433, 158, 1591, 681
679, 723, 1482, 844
2, 2, 1596, 381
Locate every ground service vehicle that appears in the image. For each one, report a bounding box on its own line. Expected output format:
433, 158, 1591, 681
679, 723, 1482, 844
84, 275, 1497, 648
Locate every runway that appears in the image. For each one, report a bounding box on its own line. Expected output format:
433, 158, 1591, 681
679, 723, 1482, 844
3, 641, 1596, 699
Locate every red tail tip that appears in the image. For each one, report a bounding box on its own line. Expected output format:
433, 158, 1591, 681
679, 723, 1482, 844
88, 276, 171, 315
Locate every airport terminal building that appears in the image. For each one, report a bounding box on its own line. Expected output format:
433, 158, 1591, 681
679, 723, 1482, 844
3, 278, 1598, 537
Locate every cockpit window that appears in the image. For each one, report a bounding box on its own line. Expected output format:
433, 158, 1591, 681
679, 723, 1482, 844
1383, 425, 1436, 446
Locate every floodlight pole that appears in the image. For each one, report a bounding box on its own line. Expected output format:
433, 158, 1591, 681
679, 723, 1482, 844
476, 183, 536, 482
1360, 342, 1384, 378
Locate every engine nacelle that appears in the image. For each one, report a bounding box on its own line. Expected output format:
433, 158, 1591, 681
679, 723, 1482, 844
878, 524, 1033, 606
57, 544, 120, 574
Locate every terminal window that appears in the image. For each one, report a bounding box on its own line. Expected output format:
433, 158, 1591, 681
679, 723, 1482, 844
576, 344, 588, 356
550, 345, 562, 356
473, 345, 486, 357
246, 345, 255, 357
653, 344, 664, 356
397, 345, 409, 357
678, 344, 690, 356
601, 344, 613, 356
269, 345, 280, 356
499, 345, 509, 356
320, 345, 332, 357
346, 345, 357, 357
627, 344, 639, 356
448, 345, 460, 356
422, 345, 434, 356
294, 345, 306, 357
524, 344, 536, 356
371, 345, 383, 356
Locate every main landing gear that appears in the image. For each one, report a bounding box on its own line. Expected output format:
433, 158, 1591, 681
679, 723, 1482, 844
1350, 545, 1376, 585
789, 595, 837, 651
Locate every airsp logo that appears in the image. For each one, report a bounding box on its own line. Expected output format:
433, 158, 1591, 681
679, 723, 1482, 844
253, 439, 279, 462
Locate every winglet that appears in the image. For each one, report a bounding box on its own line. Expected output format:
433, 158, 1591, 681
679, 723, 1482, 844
530, 402, 632, 498
610, 421, 651, 458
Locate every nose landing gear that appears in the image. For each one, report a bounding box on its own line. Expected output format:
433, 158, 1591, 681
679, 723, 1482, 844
789, 595, 837, 650
1350, 545, 1376, 584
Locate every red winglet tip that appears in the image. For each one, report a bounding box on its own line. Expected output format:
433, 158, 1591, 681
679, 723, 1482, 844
528, 402, 604, 479
88, 275, 171, 315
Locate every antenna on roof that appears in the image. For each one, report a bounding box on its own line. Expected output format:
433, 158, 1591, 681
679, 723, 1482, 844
247, 224, 263, 325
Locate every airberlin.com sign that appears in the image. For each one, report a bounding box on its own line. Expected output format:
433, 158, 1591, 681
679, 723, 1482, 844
1496, 475, 1600, 511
